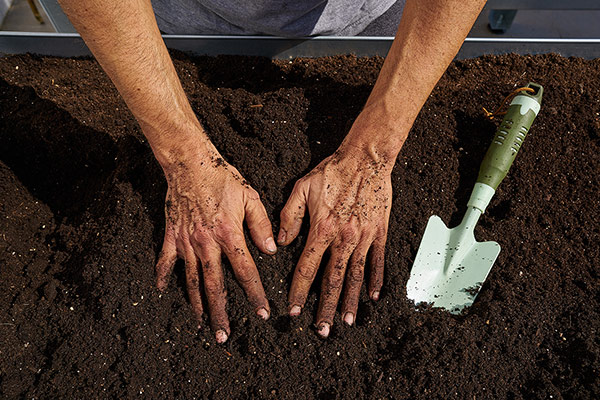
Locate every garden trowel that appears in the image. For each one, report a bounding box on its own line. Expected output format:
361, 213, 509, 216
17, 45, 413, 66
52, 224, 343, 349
407, 82, 543, 314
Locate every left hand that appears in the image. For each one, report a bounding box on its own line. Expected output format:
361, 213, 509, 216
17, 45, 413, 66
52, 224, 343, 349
278, 143, 393, 338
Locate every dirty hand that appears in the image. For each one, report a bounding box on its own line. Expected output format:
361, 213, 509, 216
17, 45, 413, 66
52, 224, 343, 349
278, 140, 393, 338
155, 144, 276, 343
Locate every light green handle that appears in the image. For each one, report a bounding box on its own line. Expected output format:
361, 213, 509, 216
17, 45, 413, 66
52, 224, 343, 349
477, 82, 543, 190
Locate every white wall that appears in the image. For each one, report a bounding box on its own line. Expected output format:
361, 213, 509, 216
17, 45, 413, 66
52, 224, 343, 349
0, 0, 14, 25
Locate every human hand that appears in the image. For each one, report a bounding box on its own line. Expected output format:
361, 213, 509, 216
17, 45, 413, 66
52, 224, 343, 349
155, 144, 276, 343
278, 143, 393, 338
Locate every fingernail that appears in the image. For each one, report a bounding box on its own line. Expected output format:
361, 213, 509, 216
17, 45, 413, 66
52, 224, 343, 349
371, 291, 380, 301
257, 307, 270, 320
343, 312, 354, 326
265, 237, 277, 253
215, 330, 228, 344
289, 305, 301, 317
277, 230, 286, 245
317, 322, 330, 338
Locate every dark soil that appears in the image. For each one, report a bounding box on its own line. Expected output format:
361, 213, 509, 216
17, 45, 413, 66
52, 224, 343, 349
0, 52, 599, 399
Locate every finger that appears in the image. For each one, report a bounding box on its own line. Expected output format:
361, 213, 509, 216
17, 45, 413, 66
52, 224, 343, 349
190, 231, 231, 343
245, 193, 277, 254
220, 232, 270, 320
183, 244, 204, 327
368, 230, 387, 301
199, 249, 231, 344
340, 240, 371, 326
288, 219, 335, 316
155, 228, 177, 291
278, 180, 307, 246
315, 234, 356, 338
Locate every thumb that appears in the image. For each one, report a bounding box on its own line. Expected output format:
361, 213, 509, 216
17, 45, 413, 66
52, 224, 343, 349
245, 193, 277, 254
278, 180, 307, 246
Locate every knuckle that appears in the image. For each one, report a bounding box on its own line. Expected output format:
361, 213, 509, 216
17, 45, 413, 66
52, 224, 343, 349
324, 273, 344, 290
315, 218, 336, 239
246, 187, 260, 201
296, 263, 316, 282
361, 226, 377, 241
192, 226, 211, 244
215, 221, 242, 244
376, 224, 388, 239
293, 178, 306, 192
346, 267, 364, 288
340, 225, 359, 244
204, 277, 224, 296
253, 215, 271, 230
235, 267, 256, 286
178, 227, 191, 243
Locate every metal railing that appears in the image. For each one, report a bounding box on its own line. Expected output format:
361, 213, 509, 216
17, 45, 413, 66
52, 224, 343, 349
1, 32, 600, 60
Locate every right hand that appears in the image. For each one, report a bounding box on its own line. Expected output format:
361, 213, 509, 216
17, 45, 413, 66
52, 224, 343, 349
154, 145, 277, 343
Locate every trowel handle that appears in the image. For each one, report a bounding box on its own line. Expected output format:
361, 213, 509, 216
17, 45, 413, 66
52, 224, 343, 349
476, 82, 543, 190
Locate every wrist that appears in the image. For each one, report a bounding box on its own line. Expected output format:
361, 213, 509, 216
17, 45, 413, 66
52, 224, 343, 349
145, 123, 218, 172
340, 100, 411, 169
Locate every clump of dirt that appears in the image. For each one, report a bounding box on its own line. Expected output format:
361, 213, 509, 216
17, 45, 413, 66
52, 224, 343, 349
0, 52, 598, 399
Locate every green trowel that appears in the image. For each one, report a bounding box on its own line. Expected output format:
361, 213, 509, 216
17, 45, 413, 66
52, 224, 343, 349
407, 82, 543, 314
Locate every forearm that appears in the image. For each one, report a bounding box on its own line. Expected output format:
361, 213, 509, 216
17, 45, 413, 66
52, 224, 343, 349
58, 0, 211, 168
344, 0, 486, 162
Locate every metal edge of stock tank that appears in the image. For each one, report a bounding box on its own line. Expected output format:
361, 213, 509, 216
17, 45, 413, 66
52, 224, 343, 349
0, 33, 600, 59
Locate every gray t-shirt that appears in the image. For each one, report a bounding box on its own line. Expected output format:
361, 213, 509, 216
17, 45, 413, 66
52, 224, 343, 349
151, 0, 396, 36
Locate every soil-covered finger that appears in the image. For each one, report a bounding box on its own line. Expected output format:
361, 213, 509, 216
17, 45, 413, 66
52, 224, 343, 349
183, 246, 204, 325
315, 238, 355, 336
278, 182, 306, 245
155, 236, 177, 291
288, 228, 333, 315
245, 195, 277, 254
222, 239, 270, 319
368, 236, 386, 300
341, 241, 370, 326
200, 256, 230, 342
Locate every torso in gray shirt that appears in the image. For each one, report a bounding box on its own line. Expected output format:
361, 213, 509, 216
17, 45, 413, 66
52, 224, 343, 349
151, 0, 396, 36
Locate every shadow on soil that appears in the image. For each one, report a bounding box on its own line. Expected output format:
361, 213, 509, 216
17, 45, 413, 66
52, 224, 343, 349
449, 110, 497, 227
0, 78, 117, 221
0, 78, 170, 319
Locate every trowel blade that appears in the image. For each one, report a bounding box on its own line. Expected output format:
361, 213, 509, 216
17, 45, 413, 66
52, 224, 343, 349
406, 215, 501, 314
